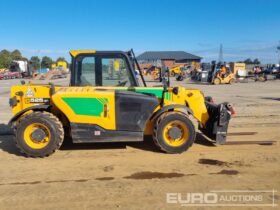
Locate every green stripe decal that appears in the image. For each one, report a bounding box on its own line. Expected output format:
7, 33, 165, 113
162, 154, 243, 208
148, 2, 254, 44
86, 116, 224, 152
115, 87, 171, 100
134, 89, 163, 98
164, 92, 171, 100
62, 97, 106, 116
134, 89, 171, 100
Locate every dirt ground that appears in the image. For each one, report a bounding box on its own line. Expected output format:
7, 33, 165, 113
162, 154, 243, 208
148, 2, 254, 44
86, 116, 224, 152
0, 77, 279, 210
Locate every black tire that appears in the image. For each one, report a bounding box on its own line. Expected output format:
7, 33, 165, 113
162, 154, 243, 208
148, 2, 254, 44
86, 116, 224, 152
213, 78, 221, 85
16, 112, 64, 157
153, 113, 196, 154
175, 74, 183, 81
229, 78, 235, 84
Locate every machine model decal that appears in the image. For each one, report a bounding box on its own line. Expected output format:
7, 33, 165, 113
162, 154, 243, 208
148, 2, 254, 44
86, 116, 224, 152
25, 98, 50, 103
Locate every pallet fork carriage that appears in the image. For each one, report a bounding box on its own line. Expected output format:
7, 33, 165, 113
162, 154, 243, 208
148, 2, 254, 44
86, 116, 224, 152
9, 49, 234, 157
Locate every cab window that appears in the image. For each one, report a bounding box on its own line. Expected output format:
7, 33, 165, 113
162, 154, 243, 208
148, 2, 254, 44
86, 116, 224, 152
101, 58, 132, 87
76, 56, 95, 86
74, 54, 135, 87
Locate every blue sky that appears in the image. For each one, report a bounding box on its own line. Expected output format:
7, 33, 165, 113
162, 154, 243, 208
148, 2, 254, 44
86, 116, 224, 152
0, 0, 279, 63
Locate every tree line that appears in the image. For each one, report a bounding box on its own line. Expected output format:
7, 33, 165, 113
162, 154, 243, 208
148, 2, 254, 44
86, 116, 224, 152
240, 58, 261, 65
1, 49, 263, 70
0, 49, 68, 70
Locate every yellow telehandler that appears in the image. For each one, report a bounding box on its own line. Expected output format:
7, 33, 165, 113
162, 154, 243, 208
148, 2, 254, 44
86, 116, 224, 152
9, 50, 234, 157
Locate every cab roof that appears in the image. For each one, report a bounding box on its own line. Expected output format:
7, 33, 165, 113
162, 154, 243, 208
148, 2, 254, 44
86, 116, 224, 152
69, 50, 96, 57
69, 50, 129, 57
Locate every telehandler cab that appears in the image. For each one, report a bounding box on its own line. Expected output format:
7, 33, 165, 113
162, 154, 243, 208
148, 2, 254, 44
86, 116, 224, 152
9, 50, 234, 157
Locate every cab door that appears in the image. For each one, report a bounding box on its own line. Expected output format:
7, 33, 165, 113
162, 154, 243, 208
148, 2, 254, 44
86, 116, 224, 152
52, 88, 116, 130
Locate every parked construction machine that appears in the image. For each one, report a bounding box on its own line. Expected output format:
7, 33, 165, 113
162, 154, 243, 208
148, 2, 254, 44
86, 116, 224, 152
169, 64, 184, 77
9, 50, 234, 157
210, 63, 236, 85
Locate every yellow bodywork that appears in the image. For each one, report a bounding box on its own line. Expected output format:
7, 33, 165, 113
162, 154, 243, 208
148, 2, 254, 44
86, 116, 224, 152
52, 61, 68, 70
51, 63, 57, 69
52, 87, 116, 130
10, 85, 209, 134
11, 85, 53, 115
169, 65, 184, 76
57, 61, 67, 69
214, 73, 235, 84
230, 62, 246, 75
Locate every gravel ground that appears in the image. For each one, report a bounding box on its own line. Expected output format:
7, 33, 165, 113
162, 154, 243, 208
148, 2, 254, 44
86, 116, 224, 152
0, 76, 279, 210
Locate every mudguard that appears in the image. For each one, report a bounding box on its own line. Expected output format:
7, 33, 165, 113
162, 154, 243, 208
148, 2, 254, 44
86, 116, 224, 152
150, 104, 194, 122
8, 105, 51, 127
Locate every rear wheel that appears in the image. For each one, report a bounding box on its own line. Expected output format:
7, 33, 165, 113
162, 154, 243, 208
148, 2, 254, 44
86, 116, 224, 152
16, 112, 64, 157
213, 78, 221, 85
153, 113, 196, 153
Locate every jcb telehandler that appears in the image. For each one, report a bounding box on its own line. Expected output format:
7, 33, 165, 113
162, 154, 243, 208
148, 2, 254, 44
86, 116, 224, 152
9, 50, 234, 157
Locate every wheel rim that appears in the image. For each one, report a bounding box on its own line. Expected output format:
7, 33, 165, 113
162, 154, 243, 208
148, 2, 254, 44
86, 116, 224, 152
23, 123, 51, 149
163, 120, 189, 147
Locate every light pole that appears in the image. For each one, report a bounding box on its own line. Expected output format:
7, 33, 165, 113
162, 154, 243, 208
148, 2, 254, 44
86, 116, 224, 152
38, 50, 41, 70
277, 41, 280, 65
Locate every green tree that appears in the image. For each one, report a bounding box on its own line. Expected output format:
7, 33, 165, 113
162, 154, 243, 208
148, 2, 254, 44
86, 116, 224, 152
56, 57, 67, 62
11, 49, 22, 60
41, 56, 53, 69
253, 58, 261, 64
0, 49, 10, 56
0, 50, 12, 68
243, 58, 261, 64
21, 57, 29, 61
30, 56, 41, 70
244, 58, 253, 64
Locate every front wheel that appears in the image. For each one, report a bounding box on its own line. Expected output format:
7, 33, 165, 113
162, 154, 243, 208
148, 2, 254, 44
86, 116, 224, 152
153, 113, 196, 153
213, 78, 221, 85
16, 112, 64, 157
